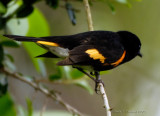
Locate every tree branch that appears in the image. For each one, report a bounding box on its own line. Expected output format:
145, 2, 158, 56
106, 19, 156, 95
83, 0, 112, 116
83, 0, 94, 31
0, 68, 84, 116
99, 83, 112, 116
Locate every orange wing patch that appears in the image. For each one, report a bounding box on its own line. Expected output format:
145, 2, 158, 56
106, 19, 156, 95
37, 41, 59, 46
111, 50, 126, 66
85, 49, 106, 63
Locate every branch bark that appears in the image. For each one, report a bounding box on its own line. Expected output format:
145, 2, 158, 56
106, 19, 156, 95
83, 0, 94, 31
99, 83, 112, 116
83, 0, 112, 116
0, 68, 84, 116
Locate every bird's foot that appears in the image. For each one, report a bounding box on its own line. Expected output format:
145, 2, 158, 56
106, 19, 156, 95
94, 79, 105, 94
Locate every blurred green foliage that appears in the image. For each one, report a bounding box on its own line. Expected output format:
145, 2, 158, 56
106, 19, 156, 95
0, 0, 141, 115
0, 93, 16, 116
26, 98, 33, 116
0, 73, 8, 97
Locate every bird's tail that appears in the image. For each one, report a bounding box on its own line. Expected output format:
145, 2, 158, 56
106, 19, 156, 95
3, 35, 44, 42
3, 35, 61, 47
4, 34, 70, 58
3, 34, 78, 49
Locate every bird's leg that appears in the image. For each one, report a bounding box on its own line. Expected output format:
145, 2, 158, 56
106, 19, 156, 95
76, 68, 96, 82
94, 71, 104, 93
76, 68, 104, 93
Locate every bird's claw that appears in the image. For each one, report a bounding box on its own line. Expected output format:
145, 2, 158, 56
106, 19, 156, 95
95, 79, 105, 94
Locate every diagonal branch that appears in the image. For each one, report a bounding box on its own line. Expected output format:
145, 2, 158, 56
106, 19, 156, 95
0, 68, 84, 116
83, 0, 112, 116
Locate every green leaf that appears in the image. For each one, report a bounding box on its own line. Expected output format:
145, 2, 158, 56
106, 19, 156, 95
27, 8, 50, 36
0, 40, 20, 48
0, 2, 7, 13
59, 66, 84, 79
26, 98, 33, 116
59, 66, 71, 79
49, 74, 61, 80
45, 0, 59, 9
69, 68, 84, 79
6, 15, 29, 35
3, 57, 16, 71
106, 0, 115, 12
0, 34, 8, 41
0, 74, 8, 97
6, 54, 14, 62
49, 67, 62, 80
75, 80, 94, 94
0, 93, 16, 116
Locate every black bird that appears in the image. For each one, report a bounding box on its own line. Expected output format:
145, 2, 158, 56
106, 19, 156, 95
4, 31, 142, 92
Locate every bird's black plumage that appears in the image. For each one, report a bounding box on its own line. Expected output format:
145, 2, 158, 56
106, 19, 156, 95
4, 31, 142, 71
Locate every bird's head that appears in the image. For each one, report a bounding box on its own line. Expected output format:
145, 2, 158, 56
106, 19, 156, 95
117, 31, 142, 62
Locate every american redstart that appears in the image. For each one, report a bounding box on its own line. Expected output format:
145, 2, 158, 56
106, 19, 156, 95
4, 31, 142, 92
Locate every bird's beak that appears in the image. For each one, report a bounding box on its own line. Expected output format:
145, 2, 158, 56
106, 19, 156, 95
138, 51, 142, 57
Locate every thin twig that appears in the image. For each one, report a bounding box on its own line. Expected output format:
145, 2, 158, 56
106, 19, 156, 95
83, 0, 112, 116
99, 83, 112, 116
0, 68, 84, 116
83, 0, 94, 31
